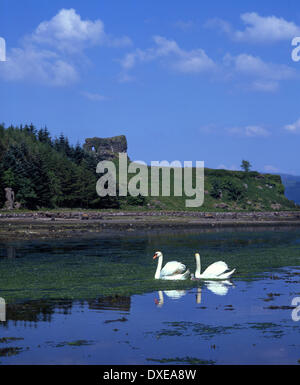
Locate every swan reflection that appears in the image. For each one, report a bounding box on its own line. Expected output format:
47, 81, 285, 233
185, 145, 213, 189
205, 280, 233, 296
154, 290, 187, 307
154, 280, 233, 307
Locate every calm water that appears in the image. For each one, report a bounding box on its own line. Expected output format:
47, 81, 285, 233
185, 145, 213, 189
0, 227, 300, 365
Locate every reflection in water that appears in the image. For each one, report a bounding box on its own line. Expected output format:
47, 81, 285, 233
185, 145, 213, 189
196, 288, 202, 304
0, 246, 17, 258
88, 295, 131, 312
1, 300, 73, 325
155, 281, 233, 307
0, 229, 299, 364
0, 296, 131, 327
164, 290, 187, 300
6, 246, 16, 258
155, 290, 187, 307
205, 280, 233, 296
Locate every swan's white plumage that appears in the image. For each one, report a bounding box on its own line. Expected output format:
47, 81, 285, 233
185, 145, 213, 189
194, 253, 235, 280
153, 252, 189, 280
215, 268, 236, 280
160, 261, 186, 276
200, 261, 229, 278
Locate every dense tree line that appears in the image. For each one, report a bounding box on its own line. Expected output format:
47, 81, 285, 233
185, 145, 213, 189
0, 123, 133, 209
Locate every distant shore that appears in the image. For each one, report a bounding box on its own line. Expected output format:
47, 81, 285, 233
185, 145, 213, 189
0, 210, 300, 241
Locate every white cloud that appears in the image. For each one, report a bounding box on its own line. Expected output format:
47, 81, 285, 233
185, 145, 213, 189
31, 8, 131, 52
264, 165, 280, 173
284, 118, 300, 133
0, 46, 78, 86
225, 53, 295, 80
206, 12, 300, 43
223, 53, 296, 91
251, 80, 279, 92
174, 48, 216, 73
217, 164, 238, 171
0, 8, 132, 87
235, 12, 300, 43
174, 20, 195, 31
81, 91, 108, 101
228, 125, 270, 137
117, 72, 135, 83
204, 18, 232, 35
121, 52, 139, 70
120, 35, 216, 77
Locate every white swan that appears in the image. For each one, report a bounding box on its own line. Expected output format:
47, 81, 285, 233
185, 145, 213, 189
193, 253, 235, 280
153, 251, 190, 280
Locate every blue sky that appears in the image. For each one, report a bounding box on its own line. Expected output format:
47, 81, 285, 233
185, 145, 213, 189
1, 0, 300, 175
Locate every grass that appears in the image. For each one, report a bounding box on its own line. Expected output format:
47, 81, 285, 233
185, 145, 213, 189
2, 166, 297, 213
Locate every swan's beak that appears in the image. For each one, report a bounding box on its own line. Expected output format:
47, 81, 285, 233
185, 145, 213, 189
153, 254, 158, 260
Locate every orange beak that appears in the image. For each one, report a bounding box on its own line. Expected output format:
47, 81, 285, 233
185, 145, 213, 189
153, 254, 158, 260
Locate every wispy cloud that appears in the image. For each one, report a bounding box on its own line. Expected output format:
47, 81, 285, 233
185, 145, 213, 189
81, 91, 108, 101
119, 35, 216, 81
228, 125, 270, 137
119, 32, 296, 91
264, 165, 280, 173
217, 164, 239, 171
284, 118, 300, 133
223, 53, 296, 92
1, 46, 79, 86
173, 20, 195, 31
206, 12, 300, 43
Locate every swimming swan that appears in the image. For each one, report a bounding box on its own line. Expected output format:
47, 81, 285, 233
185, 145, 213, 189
193, 253, 235, 280
153, 251, 190, 280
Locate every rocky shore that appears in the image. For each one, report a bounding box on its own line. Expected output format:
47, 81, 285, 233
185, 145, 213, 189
0, 210, 300, 241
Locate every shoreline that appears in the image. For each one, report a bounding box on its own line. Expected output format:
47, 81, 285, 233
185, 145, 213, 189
0, 210, 300, 241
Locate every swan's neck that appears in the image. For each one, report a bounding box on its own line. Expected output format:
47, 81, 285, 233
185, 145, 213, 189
195, 254, 201, 278
155, 255, 163, 279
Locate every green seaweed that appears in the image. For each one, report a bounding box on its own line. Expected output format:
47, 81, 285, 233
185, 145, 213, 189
53, 340, 94, 348
0, 337, 24, 343
147, 321, 243, 340
0, 229, 300, 303
0, 347, 23, 357
146, 356, 215, 365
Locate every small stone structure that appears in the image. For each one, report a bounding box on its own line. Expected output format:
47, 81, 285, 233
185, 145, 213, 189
4, 187, 15, 210
83, 135, 127, 161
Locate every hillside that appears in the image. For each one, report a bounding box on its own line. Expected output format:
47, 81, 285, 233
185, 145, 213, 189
143, 167, 297, 211
0, 124, 298, 211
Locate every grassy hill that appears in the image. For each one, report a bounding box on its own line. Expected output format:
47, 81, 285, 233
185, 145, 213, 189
0, 123, 297, 212
122, 165, 298, 211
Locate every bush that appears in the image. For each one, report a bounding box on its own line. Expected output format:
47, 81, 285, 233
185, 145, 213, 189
125, 194, 147, 207
210, 177, 245, 202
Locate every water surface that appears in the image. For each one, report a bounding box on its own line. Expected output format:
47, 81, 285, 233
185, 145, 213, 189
0, 227, 300, 364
